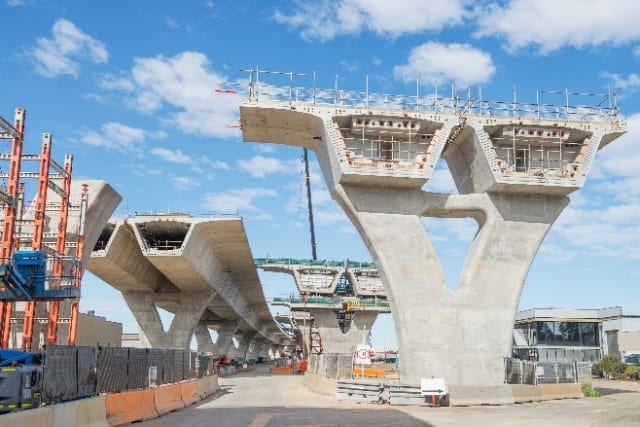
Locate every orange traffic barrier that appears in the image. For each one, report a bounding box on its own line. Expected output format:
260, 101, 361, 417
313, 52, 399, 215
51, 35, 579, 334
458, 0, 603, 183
154, 383, 184, 415
351, 367, 386, 378
270, 366, 293, 375
180, 381, 199, 406
105, 389, 157, 427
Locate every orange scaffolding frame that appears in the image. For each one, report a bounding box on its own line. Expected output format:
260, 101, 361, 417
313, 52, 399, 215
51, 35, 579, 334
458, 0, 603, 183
0, 107, 85, 350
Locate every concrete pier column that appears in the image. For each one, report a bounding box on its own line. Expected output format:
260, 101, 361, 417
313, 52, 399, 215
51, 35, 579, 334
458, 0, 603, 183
123, 291, 214, 349
194, 323, 216, 353
307, 309, 377, 354
341, 188, 568, 403
296, 322, 311, 356
248, 338, 269, 359
232, 331, 257, 361
211, 320, 239, 356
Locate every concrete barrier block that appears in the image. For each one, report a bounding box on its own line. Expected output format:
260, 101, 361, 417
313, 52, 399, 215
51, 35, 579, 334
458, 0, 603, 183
511, 384, 544, 403
105, 389, 157, 427
154, 383, 184, 415
315, 376, 337, 396
195, 377, 211, 398
448, 385, 515, 406
209, 375, 219, 392
52, 396, 108, 427
0, 406, 52, 427
539, 383, 583, 400
180, 381, 199, 406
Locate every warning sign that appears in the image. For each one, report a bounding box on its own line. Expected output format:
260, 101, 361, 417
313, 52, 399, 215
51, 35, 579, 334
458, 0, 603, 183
354, 344, 372, 365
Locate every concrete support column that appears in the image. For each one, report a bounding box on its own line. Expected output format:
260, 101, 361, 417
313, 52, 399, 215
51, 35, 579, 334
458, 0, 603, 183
308, 309, 378, 354
123, 291, 214, 349
212, 320, 239, 356
294, 318, 311, 357
248, 338, 269, 359
339, 188, 568, 403
194, 324, 215, 353
232, 331, 257, 360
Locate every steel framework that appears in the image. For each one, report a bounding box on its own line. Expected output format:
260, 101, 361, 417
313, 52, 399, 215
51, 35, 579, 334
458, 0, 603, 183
0, 108, 86, 350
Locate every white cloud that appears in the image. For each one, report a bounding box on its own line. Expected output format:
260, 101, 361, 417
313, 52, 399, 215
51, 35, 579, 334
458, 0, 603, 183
394, 42, 495, 87
475, 0, 640, 54
103, 51, 243, 138
201, 156, 231, 171
79, 122, 165, 154
595, 113, 640, 179
601, 72, 640, 92
151, 147, 192, 164
237, 156, 299, 178
99, 73, 135, 91
315, 209, 348, 226
201, 188, 278, 214
29, 19, 108, 78
549, 112, 640, 261
274, 0, 467, 41
170, 176, 200, 190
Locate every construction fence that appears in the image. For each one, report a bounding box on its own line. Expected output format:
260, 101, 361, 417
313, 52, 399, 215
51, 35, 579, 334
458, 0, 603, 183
504, 358, 593, 385
42, 345, 215, 403
307, 353, 353, 379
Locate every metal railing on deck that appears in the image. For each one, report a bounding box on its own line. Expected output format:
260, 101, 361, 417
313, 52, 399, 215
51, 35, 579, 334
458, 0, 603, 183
241, 68, 621, 123
255, 257, 376, 269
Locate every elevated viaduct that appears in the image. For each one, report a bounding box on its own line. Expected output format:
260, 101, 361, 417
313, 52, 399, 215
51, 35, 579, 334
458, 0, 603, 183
88, 214, 292, 355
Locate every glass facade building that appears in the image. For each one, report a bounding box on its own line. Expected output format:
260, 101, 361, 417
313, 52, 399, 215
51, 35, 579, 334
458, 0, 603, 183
513, 308, 604, 363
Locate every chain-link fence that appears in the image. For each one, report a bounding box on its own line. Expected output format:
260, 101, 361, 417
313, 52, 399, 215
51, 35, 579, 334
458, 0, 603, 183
576, 362, 594, 383
43, 345, 214, 403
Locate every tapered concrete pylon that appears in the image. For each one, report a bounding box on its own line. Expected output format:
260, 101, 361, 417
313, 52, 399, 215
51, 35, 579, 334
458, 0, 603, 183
341, 187, 568, 402
123, 291, 214, 349
308, 309, 377, 354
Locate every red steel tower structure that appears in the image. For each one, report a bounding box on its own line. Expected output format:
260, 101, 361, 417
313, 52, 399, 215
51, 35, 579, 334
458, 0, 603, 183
0, 107, 87, 350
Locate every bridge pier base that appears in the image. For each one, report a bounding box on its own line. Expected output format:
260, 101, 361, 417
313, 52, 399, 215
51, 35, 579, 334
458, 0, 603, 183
123, 291, 213, 349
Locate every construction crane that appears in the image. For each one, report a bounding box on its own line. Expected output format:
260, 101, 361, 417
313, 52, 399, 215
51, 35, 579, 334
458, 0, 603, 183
0, 108, 87, 350
303, 148, 317, 261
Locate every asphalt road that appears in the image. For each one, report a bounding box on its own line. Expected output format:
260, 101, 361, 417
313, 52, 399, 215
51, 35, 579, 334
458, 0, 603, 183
139, 365, 640, 427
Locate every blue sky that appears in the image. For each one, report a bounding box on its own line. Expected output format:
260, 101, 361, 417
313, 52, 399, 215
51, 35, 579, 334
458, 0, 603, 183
2, 0, 639, 346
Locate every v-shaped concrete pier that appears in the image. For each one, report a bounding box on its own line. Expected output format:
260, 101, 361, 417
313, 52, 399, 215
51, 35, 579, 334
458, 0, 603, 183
240, 80, 625, 404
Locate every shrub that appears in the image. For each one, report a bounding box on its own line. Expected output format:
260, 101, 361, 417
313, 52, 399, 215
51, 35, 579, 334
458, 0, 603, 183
625, 365, 640, 381
592, 354, 627, 379
581, 382, 600, 397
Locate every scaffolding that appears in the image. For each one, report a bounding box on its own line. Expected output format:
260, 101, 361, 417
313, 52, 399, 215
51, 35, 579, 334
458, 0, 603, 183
0, 108, 87, 350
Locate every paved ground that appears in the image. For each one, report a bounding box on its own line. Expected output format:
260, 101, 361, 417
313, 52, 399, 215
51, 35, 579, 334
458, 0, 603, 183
139, 366, 640, 427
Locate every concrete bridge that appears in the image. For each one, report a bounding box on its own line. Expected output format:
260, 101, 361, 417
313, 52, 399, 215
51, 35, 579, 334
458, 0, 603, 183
239, 73, 626, 404
87, 214, 292, 355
